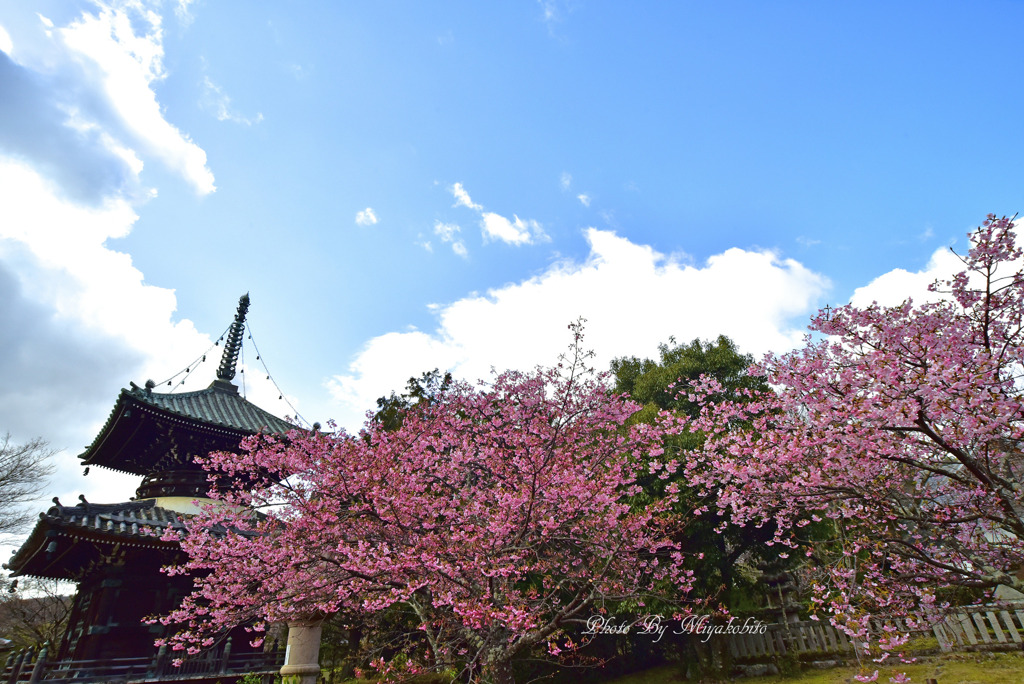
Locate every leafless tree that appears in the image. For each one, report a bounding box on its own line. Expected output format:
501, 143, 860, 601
0, 577, 73, 650
0, 433, 55, 539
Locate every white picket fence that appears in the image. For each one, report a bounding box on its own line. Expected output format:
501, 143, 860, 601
726, 605, 1024, 659
932, 606, 1024, 651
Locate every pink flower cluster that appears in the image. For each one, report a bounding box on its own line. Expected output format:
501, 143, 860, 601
161, 327, 693, 680
685, 216, 1024, 672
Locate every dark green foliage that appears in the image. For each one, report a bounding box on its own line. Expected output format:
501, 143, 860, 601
372, 369, 453, 432
611, 336, 794, 612
318, 603, 449, 683
510, 628, 687, 684
610, 337, 796, 680
611, 334, 768, 420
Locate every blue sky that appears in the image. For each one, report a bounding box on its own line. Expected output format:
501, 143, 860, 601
1, 1, 1023, 514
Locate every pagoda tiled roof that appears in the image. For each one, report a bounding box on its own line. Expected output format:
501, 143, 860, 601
4, 499, 185, 580
79, 294, 297, 476
45, 499, 185, 534
6, 498, 264, 580
78, 380, 296, 475
125, 381, 295, 435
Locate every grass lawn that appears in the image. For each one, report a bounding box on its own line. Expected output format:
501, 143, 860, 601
605, 651, 1024, 684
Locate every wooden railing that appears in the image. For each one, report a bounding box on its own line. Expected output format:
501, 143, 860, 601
728, 618, 861, 660
932, 605, 1024, 651
0, 638, 284, 684
727, 604, 1024, 660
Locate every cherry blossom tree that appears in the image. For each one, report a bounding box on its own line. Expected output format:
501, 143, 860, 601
685, 215, 1024, 676
161, 327, 693, 684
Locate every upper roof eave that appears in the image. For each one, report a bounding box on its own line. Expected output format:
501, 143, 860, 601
79, 382, 296, 468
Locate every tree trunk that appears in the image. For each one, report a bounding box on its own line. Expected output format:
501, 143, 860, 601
483, 656, 515, 684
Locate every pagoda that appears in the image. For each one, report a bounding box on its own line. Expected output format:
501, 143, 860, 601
4, 294, 294, 664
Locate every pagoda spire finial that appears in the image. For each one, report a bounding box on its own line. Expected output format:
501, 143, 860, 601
216, 294, 250, 382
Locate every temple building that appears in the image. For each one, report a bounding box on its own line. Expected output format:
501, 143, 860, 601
4, 294, 294, 666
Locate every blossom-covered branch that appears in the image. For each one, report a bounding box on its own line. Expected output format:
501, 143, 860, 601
161, 324, 694, 683
685, 215, 1024, 678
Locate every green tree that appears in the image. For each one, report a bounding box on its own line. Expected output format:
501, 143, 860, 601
612, 337, 798, 678
613, 336, 779, 599
612, 335, 766, 422
373, 369, 453, 432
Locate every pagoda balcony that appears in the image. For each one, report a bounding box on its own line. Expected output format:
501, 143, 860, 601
1, 637, 284, 684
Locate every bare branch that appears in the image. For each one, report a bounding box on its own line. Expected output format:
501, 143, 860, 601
0, 433, 56, 538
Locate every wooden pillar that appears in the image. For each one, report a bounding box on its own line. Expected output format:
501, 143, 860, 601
279, 620, 323, 684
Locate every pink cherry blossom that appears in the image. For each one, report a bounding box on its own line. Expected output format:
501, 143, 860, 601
161, 324, 694, 683
685, 215, 1024, 668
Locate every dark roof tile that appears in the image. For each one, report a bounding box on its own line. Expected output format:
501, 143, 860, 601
46, 499, 185, 535
128, 382, 295, 435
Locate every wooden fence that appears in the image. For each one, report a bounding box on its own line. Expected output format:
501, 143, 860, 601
932, 606, 1024, 651
727, 604, 1024, 660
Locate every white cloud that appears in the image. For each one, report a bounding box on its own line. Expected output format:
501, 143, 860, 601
0, 156, 220, 505
449, 182, 548, 247
0, 2, 277, 531
480, 212, 547, 246
355, 207, 379, 226
201, 76, 263, 126
577, 193, 591, 207
0, 1, 225, 436
850, 244, 962, 308
434, 221, 468, 258
538, 0, 571, 35
560, 171, 572, 190
434, 221, 460, 242
450, 182, 482, 211
0, 157, 210, 391
326, 228, 829, 430
0, 23, 13, 55
175, 0, 198, 26
57, 1, 215, 194
540, 1, 559, 24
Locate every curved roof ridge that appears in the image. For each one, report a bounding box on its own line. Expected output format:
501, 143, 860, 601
128, 382, 295, 434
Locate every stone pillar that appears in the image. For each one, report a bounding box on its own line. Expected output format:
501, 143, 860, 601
279, 620, 323, 684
